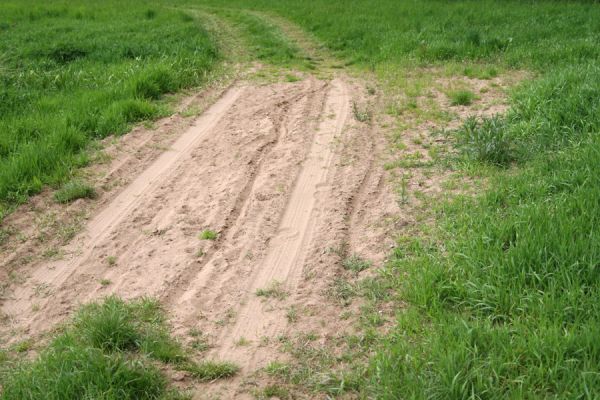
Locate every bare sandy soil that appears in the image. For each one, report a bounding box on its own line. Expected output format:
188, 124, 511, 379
0, 72, 397, 397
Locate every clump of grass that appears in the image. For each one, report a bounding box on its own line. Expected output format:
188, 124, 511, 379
449, 89, 475, 106
235, 337, 251, 346
54, 180, 96, 204
1, 339, 168, 400
144, 9, 156, 19
199, 229, 217, 241
256, 280, 288, 300
352, 102, 372, 123
342, 254, 372, 273
456, 115, 512, 166
260, 384, 290, 399
286, 306, 298, 323
188, 328, 210, 352
327, 278, 358, 306
107, 256, 117, 267
1, 297, 179, 399
0, 296, 239, 399
181, 360, 239, 381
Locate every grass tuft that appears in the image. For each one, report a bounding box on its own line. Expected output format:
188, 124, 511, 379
456, 115, 512, 166
449, 89, 475, 106
53, 180, 96, 203
256, 280, 288, 300
181, 360, 239, 381
199, 229, 217, 240
342, 254, 372, 273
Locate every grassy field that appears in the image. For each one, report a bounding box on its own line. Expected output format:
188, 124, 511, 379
2, 0, 600, 398
0, 0, 219, 221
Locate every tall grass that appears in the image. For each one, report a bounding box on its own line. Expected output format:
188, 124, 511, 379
0, 0, 219, 221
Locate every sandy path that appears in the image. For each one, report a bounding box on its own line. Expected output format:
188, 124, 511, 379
211, 78, 348, 368
1, 71, 397, 397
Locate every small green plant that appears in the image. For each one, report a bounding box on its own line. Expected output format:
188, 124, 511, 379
235, 337, 251, 346
286, 306, 298, 323
182, 360, 239, 381
327, 278, 358, 305
13, 340, 33, 353
54, 181, 96, 204
256, 281, 288, 300
456, 116, 513, 166
399, 173, 410, 205
352, 102, 372, 123
449, 89, 475, 106
342, 254, 372, 273
189, 328, 210, 352
99, 279, 111, 286
199, 229, 217, 240
107, 256, 117, 267
260, 384, 290, 399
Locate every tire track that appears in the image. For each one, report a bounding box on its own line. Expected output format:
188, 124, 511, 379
2, 87, 243, 326
212, 78, 350, 370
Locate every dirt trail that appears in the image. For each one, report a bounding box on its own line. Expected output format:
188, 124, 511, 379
212, 78, 348, 366
1, 68, 394, 345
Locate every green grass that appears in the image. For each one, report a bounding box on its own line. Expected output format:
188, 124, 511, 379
0, 296, 237, 399
0, 0, 219, 222
342, 254, 372, 273
4, 0, 600, 398
198, 7, 300, 66
198, 229, 217, 240
449, 90, 475, 106
256, 280, 288, 300
53, 180, 96, 203
182, 360, 239, 381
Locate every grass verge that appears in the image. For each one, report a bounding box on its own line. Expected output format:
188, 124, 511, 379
0, 296, 238, 399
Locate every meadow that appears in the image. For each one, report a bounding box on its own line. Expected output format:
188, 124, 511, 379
2, 0, 600, 398
0, 0, 218, 221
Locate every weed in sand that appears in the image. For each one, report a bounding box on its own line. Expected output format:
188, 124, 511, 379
256, 281, 288, 300
199, 229, 218, 241
286, 305, 298, 323
342, 254, 372, 273
260, 385, 290, 399
352, 102, 372, 123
